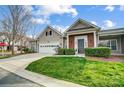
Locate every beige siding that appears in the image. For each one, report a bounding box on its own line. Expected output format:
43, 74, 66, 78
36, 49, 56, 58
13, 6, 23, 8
63, 37, 67, 48
69, 22, 90, 30
38, 28, 63, 47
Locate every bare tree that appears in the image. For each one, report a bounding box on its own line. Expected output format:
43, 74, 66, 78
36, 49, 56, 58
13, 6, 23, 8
0, 19, 13, 51
0, 5, 32, 55
30, 23, 39, 39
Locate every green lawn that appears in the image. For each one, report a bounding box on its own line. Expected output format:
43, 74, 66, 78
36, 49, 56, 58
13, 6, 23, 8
0, 56, 10, 59
26, 57, 124, 87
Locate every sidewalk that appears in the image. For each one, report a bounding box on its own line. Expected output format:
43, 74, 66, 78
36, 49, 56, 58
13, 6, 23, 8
0, 54, 83, 87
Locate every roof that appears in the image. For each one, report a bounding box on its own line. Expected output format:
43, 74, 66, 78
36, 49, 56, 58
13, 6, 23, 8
99, 27, 124, 36
66, 18, 100, 32
37, 25, 63, 39
102, 27, 124, 32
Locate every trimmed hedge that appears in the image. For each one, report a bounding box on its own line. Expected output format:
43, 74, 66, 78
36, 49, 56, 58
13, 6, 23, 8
57, 48, 75, 55
57, 48, 65, 55
85, 47, 111, 57
22, 48, 35, 53
65, 48, 75, 55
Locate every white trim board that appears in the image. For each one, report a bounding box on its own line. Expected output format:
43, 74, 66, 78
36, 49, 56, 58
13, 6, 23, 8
67, 31, 96, 35
94, 32, 97, 47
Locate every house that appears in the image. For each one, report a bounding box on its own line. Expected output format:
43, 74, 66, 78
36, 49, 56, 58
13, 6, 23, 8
66, 19, 100, 54
35, 18, 124, 55
36, 26, 64, 54
0, 32, 32, 51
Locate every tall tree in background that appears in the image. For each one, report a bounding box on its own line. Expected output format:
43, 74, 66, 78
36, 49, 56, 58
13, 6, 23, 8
0, 5, 32, 55
30, 23, 39, 39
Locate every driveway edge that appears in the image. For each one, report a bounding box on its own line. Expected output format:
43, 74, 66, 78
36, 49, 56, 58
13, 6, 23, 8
0, 63, 83, 87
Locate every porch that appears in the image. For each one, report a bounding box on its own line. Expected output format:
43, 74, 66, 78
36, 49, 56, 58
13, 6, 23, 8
99, 29, 124, 55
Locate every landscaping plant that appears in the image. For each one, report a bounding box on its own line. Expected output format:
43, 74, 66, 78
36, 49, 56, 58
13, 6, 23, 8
85, 47, 111, 57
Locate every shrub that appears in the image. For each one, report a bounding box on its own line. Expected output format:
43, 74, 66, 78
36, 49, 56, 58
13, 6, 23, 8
57, 48, 65, 55
57, 48, 75, 55
65, 48, 75, 55
85, 47, 111, 57
23, 48, 35, 53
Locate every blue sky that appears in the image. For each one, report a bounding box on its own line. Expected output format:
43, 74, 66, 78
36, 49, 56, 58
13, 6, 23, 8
31, 5, 124, 34
0, 5, 124, 36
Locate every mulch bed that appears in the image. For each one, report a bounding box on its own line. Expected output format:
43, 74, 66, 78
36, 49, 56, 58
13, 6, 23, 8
86, 55, 124, 62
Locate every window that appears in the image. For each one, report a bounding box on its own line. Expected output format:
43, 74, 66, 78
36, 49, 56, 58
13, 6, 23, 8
111, 40, 117, 50
50, 31, 52, 35
99, 39, 117, 50
107, 40, 117, 50
46, 32, 48, 36
107, 40, 111, 48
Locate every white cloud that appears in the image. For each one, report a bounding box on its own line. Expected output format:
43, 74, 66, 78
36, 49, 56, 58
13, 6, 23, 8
34, 5, 78, 17
25, 5, 77, 25
104, 5, 114, 12
103, 20, 116, 28
120, 5, 124, 11
52, 25, 69, 32
31, 18, 50, 24
27, 34, 33, 38
91, 21, 97, 25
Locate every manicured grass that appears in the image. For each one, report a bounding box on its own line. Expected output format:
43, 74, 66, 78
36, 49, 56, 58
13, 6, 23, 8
0, 56, 10, 59
26, 57, 124, 87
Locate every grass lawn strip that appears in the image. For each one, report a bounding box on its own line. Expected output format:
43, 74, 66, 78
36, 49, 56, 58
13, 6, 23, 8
0, 56, 10, 59
26, 57, 124, 87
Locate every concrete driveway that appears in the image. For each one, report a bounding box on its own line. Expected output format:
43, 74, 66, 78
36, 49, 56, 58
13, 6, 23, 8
0, 53, 49, 87
0, 53, 83, 87
0, 53, 50, 69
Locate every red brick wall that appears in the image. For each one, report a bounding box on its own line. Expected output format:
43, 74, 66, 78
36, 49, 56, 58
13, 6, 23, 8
68, 33, 94, 48
69, 35, 74, 48
88, 33, 94, 47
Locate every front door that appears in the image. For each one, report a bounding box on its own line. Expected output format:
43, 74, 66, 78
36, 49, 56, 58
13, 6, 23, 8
77, 39, 84, 54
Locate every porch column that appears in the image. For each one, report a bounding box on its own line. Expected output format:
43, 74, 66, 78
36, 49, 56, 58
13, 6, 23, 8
121, 35, 124, 54
94, 31, 97, 47
67, 35, 69, 48
96, 33, 100, 47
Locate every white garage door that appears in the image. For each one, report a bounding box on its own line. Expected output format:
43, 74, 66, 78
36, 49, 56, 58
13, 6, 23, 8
39, 43, 59, 54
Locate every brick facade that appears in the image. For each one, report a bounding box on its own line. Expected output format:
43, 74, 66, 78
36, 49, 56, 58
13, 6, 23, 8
69, 35, 74, 48
68, 33, 94, 48
87, 33, 94, 47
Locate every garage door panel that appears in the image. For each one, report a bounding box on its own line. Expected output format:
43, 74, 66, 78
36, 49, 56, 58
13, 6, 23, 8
39, 43, 59, 54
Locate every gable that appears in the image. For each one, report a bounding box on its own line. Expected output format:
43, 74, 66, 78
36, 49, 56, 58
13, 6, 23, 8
66, 19, 100, 32
69, 21, 92, 31
38, 26, 62, 38
38, 26, 63, 44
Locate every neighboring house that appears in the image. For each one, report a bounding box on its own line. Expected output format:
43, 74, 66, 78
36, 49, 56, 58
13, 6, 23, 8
35, 18, 124, 55
37, 26, 64, 54
0, 32, 32, 51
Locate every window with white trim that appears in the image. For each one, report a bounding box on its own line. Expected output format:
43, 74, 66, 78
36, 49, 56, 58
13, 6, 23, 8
107, 39, 117, 50
100, 39, 117, 50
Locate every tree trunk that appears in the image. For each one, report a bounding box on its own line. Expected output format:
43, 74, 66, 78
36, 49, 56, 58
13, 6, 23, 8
20, 41, 23, 54
12, 40, 15, 55
8, 41, 11, 51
